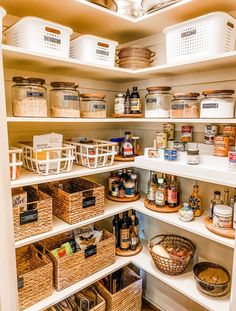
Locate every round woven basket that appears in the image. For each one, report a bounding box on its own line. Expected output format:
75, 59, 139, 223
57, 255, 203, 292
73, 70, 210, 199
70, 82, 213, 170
148, 234, 196, 276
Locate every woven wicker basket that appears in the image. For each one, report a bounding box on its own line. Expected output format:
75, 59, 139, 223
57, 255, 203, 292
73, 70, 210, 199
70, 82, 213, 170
13, 186, 53, 241
16, 244, 53, 310
148, 234, 196, 276
96, 266, 142, 311
37, 229, 116, 291
39, 177, 104, 225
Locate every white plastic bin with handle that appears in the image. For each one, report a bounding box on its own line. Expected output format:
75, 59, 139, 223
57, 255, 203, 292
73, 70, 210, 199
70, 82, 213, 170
0, 7, 6, 43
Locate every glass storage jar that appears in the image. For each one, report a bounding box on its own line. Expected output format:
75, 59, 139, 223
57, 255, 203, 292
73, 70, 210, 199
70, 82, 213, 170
80, 93, 107, 118
50, 81, 80, 118
12, 76, 47, 117
200, 90, 235, 118
145, 86, 172, 118
170, 93, 200, 118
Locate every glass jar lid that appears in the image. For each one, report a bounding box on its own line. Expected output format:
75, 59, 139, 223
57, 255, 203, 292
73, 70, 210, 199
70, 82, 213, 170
81, 93, 106, 100
202, 90, 235, 96
187, 149, 199, 155
146, 86, 172, 92
50, 81, 78, 89
12, 76, 45, 85
174, 92, 200, 99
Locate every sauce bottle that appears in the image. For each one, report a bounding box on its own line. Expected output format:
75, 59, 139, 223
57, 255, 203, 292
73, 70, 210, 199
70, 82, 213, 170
124, 89, 131, 114
121, 131, 134, 158
130, 87, 141, 114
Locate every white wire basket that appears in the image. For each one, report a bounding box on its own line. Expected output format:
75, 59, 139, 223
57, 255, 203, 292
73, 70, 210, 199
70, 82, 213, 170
164, 12, 236, 64
66, 139, 117, 169
9, 147, 23, 181
20, 143, 75, 175
5, 16, 73, 58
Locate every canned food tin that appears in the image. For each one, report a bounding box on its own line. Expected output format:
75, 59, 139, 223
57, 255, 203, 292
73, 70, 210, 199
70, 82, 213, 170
156, 132, 168, 149
187, 149, 200, 165
163, 123, 175, 140
148, 148, 159, 158
173, 141, 186, 151
181, 126, 193, 143
228, 151, 236, 171
164, 148, 178, 161
223, 125, 236, 146
214, 135, 229, 157
204, 125, 218, 145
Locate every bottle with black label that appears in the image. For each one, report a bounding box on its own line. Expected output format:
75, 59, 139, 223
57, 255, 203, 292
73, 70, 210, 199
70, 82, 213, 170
124, 89, 131, 114
113, 214, 122, 248
120, 211, 130, 250
130, 87, 141, 114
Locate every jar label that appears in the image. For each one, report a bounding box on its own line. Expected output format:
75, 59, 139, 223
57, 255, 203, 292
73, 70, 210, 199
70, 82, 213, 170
130, 99, 141, 111
202, 103, 219, 109
64, 95, 79, 101
123, 142, 133, 156
155, 191, 165, 205
146, 98, 157, 104
168, 189, 177, 204
44, 35, 61, 45
171, 104, 184, 110
147, 187, 156, 201
27, 91, 44, 98
92, 104, 106, 110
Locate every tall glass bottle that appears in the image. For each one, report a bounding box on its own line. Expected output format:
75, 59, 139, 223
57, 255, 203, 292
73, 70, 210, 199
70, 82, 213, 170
130, 87, 141, 114
223, 188, 230, 206
130, 211, 139, 251
121, 132, 134, 158
124, 89, 131, 114
167, 175, 178, 207
113, 214, 122, 248
209, 191, 223, 219
189, 183, 202, 217
155, 178, 166, 207
120, 211, 130, 250
147, 171, 157, 203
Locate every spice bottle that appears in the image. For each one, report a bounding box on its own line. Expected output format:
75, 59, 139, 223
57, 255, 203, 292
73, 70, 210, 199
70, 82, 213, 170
121, 132, 134, 158
209, 191, 223, 220
189, 184, 202, 217
120, 211, 130, 250
130, 87, 141, 114
124, 89, 131, 114
167, 175, 178, 207
155, 178, 166, 207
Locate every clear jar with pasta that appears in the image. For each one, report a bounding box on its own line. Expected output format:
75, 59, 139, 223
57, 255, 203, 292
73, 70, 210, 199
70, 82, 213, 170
145, 86, 172, 118
12, 76, 47, 117
50, 82, 80, 118
80, 93, 107, 118
170, 93, 200, 118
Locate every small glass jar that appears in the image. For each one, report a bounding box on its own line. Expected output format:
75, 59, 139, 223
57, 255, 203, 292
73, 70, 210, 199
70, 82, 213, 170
170, 93, 200, 118
187, 149, 200, 165
12, 76, 47, 117
80, 93, 107, 118
114, 93, 125, 114
145, 86, 172, 118
200, 90, 235, 118
50, 82, 80, 118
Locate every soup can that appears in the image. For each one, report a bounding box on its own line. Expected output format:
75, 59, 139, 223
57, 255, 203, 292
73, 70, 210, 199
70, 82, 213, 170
173, 141, 186, 151
222, 125, 236, 146
181, 126, 193, 143
214, 135, 229, 157
164, 148, 178, 161
156, 132, 168, 149
204, 125, 218, 145
228, 151, 236, 171
163, 123, 175, 140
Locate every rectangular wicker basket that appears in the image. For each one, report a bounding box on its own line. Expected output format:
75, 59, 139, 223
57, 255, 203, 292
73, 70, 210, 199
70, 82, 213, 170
13, 186, 53, 241
16, 244, 53, 310
37, 229, 116, 291
96, 266, 142, 311
39, 177, 104, 224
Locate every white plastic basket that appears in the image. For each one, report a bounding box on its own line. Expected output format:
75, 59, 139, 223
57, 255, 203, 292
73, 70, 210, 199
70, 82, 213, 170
70, 35, 118, 67
5, 17, 73, 58
164, 12, 236, 64
0, 7, 6, 43
66, 139, 117, 169
9, 147, 23, 181
20, 143, 75, 175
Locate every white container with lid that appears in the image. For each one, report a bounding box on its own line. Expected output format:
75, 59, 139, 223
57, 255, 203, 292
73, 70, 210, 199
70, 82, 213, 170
213, 205, 233, 229
200, 90, 235, 118
70, 35, 118, 67
5, 17, 73, 58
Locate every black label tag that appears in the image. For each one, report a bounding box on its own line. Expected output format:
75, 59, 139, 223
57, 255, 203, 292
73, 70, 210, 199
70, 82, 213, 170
181, 29, 196, 38
202, 103, 219, 109
85, 244, 97, 258
82, 196, 96, 208
17, 276, 24, 290
20, 209, 38, 225
27, 91, 44, 98
64, 95, 79, 101
44, 35, 61, 45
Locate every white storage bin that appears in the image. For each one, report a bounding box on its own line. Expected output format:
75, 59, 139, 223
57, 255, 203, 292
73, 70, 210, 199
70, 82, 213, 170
164, 12, 236, 64
9, 147, 22, 181
70, 35, 118, 67
5, 17, 73, 58
0, 7, 6, 43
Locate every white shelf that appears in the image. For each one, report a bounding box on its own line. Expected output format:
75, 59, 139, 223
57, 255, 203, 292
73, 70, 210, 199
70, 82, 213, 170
132, 241, 230, 311
4, 45, 236, 82
15, 198, 133, 248
134, 156, 236, 188
2, 0, 236, 43
11, 162, 132, 188
7, 116, 236, 124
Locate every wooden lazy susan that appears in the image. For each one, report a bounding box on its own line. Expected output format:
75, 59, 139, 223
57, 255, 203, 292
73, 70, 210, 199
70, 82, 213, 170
204, 217, 235, 239
111, 113, 143, 118
114, 155, 135, 162
144, 198, 181, 213
116, 243, 142, 257
107, 193, 140, 202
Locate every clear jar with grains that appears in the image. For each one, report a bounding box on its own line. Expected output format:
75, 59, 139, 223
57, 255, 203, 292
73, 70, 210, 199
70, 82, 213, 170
170, 93, 200, 118
145, 86, 172, 118
12, 76, 47, 117
50, 82, 80, 118
80, 93, 107, 118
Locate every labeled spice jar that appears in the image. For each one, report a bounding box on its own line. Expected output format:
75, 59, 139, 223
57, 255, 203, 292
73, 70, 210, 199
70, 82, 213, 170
12, 76, 47, 117
187, 149, 200, 165
222, 125, 236, 146
155, 132, 168, 148
170, 93, 200, 118
228, 151, 236, 171
213, 205, 233, 229
214, 135, 229, 157
163, 123, 175, 140
181, 126, 193, 142
204, 125, 218, 145
145, 86, 172, 118
200, 90, 235, 118
114, 93, 125, 114
50, 82, 80, 118
80, 93, 107, 118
